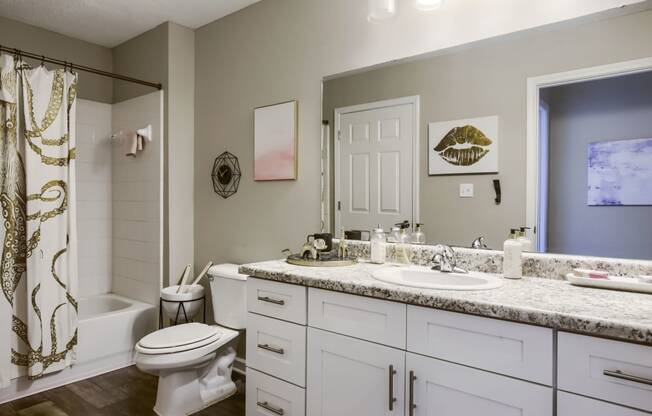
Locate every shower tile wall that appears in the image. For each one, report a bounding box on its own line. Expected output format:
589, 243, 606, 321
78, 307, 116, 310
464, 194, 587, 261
111, 91, 164, 305
76, 99, 113, 297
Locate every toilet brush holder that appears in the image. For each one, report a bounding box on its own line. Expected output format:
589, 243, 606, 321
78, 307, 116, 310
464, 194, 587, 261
159, 285, 206, 328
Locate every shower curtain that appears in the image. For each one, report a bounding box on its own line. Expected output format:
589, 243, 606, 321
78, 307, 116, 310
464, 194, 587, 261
0, 54, 78, 388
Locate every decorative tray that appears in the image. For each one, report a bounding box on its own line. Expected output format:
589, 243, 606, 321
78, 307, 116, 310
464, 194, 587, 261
286, 253, 356, 267
565, 273, 652, 294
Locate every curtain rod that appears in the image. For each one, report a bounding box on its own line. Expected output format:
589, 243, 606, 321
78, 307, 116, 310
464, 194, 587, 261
0, 45, 162, 90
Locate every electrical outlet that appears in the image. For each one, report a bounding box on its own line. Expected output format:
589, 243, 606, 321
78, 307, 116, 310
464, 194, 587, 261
459, 183, 474, 198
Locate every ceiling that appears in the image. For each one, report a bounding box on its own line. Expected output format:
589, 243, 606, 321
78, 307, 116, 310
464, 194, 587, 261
0, 0, 261, 47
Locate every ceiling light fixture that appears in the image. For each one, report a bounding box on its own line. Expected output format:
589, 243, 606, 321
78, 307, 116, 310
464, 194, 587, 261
368, 0, 397, 23
414, 0, 444, 11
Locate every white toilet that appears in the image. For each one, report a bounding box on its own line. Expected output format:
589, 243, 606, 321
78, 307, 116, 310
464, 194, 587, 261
135, 264, 247, 416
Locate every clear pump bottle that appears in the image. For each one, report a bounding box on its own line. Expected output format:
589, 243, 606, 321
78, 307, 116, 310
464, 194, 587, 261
370, 226, 386, 264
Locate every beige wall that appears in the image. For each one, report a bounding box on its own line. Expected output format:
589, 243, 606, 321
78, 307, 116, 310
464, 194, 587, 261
323, 9, 652, 249
193, 0, 651, 266
167, 24, 196, 285
0, 16, 113, 103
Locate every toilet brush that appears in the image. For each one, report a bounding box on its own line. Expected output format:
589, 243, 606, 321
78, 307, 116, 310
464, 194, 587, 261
184, 261, 213, 292
176, 264, 192, 293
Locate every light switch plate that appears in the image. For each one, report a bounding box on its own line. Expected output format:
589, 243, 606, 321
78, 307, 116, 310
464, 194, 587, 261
460, 183, 474, 198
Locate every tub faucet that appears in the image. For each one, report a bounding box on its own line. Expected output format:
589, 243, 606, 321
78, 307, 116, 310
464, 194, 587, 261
431, 244, 467, 274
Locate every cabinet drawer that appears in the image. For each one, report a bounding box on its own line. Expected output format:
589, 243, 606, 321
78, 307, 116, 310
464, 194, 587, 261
308, 288, 406, 349
247, 313, 306, 387
407, 306, 553, 385
247, 277, 307, 324
407, 352, 552, 416
558, 391, 648, 416
247, 368, 305, 416
558, 332, 652, 412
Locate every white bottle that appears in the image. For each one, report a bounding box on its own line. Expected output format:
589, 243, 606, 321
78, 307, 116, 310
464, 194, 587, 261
517, 227, 533, 252
370, 226, 386, 264
503, 229, 522, 279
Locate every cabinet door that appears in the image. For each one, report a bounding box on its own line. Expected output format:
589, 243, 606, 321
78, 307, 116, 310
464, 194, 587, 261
307, 327, 405, 416
405, 353, 552, 416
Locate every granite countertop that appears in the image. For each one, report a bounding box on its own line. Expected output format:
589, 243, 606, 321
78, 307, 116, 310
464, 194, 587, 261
240, 260, 652, 345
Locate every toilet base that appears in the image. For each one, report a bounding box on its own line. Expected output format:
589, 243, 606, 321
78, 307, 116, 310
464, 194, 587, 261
152, 345, 238, 416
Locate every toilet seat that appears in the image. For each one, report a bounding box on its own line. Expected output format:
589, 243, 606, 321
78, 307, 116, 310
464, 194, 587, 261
135, 325, 239, 373
137, 323, 221, 355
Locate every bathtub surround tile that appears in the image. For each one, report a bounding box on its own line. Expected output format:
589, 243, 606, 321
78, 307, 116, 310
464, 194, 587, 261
112, 274, 159, 305
241, 256, 652, 345
111, 92, 163, 305
113, 220, 159, 242
113, 201, 161, 222
76, 100, 113, 299
113, 257, 158, 284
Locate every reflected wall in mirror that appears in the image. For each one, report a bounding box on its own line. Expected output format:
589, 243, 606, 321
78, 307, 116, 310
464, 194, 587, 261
322, 8, 652, 260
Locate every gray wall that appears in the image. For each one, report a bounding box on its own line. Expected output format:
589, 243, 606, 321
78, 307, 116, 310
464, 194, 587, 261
545, 72, 652, 260
0, 16, 113, 103
194, 3, 652, 268
323, 10, 652, 250
112, 23, 169, 104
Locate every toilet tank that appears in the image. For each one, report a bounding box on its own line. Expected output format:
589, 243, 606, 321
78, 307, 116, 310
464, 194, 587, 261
207, 264, 247, 329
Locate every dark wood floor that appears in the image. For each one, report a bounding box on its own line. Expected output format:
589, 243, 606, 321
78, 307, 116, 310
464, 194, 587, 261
0, 366, 245, 416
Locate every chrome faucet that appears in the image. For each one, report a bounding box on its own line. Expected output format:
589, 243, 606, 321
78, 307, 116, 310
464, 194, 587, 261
470, 236, 488, 249
431, 244, 467, 274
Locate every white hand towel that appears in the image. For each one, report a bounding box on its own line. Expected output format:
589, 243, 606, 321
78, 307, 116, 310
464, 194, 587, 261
125, 131, 138, 157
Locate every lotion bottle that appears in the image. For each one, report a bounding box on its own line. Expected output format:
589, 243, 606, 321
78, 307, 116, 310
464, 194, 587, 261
503, 229, 522, 279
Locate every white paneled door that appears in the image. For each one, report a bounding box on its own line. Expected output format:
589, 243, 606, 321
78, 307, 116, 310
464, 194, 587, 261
335, 97, 418, 232
307, 327, 405, 416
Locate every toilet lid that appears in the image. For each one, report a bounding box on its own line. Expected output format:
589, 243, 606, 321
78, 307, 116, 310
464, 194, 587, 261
138, 323, 220, 350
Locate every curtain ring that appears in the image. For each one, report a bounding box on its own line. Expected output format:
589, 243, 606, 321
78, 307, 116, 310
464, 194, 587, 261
40, 55, 45, 67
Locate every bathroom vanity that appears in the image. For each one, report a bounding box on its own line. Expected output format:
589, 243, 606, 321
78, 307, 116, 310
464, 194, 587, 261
240, 258, 652, 416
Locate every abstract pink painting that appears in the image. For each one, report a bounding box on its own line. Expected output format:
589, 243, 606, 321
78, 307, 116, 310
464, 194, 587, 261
254, 100, 298, 181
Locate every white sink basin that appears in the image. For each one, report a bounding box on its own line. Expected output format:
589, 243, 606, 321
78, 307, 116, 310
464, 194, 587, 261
372, 266, 503, 291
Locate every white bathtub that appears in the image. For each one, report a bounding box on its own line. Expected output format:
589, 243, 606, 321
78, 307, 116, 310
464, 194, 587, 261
0, 293, 157, 404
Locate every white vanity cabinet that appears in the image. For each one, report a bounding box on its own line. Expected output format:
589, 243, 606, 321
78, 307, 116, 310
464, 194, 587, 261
306, 328, 406, 416
304, 289, 553, 416
245, 277, 651, 416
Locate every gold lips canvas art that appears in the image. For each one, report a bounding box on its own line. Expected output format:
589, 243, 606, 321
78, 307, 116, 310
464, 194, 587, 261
428, 115, 499, 175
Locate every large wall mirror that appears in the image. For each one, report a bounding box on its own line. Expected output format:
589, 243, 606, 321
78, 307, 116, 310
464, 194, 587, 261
321, 10, 652, 260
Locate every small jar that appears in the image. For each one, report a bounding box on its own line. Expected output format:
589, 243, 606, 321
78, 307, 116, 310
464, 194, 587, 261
370, 227, 386, 264
387, 226, 401, 243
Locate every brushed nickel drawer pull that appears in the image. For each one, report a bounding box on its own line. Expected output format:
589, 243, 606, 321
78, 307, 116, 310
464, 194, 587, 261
409, 370, 417, 416
389, 364, 397, 411
257, 343, 285, 355
603, 369, 652, 386
258, 296, 285, 305
257, 401, 285, 415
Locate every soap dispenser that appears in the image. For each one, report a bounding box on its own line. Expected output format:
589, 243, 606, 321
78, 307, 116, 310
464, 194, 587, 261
410, 223, 426, 245
518, 227, 533, 252
395, 221, 411, 264
503, 229, 522, 279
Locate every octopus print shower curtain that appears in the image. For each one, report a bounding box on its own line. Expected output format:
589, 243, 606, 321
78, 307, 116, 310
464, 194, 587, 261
0, 54, 78, 388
